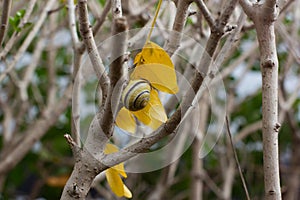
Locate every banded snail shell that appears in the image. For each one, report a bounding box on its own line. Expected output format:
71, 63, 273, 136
122, 80, 151, 111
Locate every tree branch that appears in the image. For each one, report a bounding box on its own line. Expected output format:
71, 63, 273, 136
239, 0, 282, 199
164, 0, 193, 56
0, 0, 37, 59
194, 0, 215, 29
0, 84, 72, 176
101, 0, 239, 172
68, 0, 82, 146
0, 0, 12, 45
238, 0, 254, 18
111, 0, 122, 18
0, 0, 56, 82
226, 116, 251, 200
68, 0, 79, 46
77, 0, 110, 109
101, 16, 128, 138
191, 97, 209, 200
78, 0, 112, 53
92, 0, 111, 36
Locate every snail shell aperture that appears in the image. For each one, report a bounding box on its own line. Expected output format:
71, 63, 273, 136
122, 80, 151, 111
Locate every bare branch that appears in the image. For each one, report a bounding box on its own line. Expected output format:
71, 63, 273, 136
191, 97, 209, 200
92, 0, 111, 36
226, 116, 251, 200
64, 134, 82, 159
46, 13, 57, 108
276, 22, 300, 64
263, 0, 279, 19
68, 0, 79, 46
0, 84, 72, 176
194, 0, 215, 29
77, 0, 110, 108
234, 120, 262, 143
19, 31, 45, 101
0, 99, 13, 146
164, 0, 193, 56
77, 0, 112, 54
101, 17, 128, 137
0, 0, 12, 45
101, 0, 239, 172
0, 0, 37, 59
0, 0, 56, 82
238, 0, 254, 17
111, 0, 123, 18
214, 11, 246, 73
279, 0, 295, 14
201, 170, 224, 199
68, 0, 82, 146
239, 0, 282, 198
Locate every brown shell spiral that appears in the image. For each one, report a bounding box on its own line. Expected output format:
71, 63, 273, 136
122, 80, 151, 111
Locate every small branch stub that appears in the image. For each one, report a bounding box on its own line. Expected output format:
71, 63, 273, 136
64, 134, 76, 147
64, 134, 82, 162
67, 183, 81, 198
262, 59, 275, 68
274, 122, 281, 132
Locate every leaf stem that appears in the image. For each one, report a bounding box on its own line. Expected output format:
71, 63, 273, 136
146, 0, 162, 44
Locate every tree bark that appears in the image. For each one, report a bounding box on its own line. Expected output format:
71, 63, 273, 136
239, 1, 281, 199
256, 20, 281, 200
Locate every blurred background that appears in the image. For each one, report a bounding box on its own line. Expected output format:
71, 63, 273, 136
0, 0, 299, 199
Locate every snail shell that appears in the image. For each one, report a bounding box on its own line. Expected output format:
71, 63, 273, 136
122, 80, 151, 111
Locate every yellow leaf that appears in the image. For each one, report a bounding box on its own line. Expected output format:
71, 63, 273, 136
113, 163, 127, 178
134, 42, 173, 67
131, 42, 178, 94
123, 184, 133, 198
106, 168, 124, 197
132, 89, 167, 129
104, 143, 119, 154
116, 107, 136, 134
104, 144, 127, 177
148, 90, 167, 123
148, 106, 166, 130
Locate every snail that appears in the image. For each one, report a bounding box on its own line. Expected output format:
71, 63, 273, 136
122, 79, 151, 111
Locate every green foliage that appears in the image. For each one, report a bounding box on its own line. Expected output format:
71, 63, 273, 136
9, 9, 32, 33
233, 91, 262, 124
98, 0, 106, 6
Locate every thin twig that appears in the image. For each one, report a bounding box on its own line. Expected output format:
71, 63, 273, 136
19, 29, 45, 101
0, 84, 73, 176
0, 0, 37, 59
68, 0, 82, 147
92, 0, 111, 36
194, 0, 215, 28
279, 0, 295, 14
68, 0, 79, 46
46, 13, 57, 108
164, 0, 193, 56
0, 99, 13, 145
276, 22, 300, 64
64, 134, 82, 159
0, 0, 56, 82
77, 0, 110, 109
225, 116, 251, 200
78, 0, 112, 53
201, 170, 224, 199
